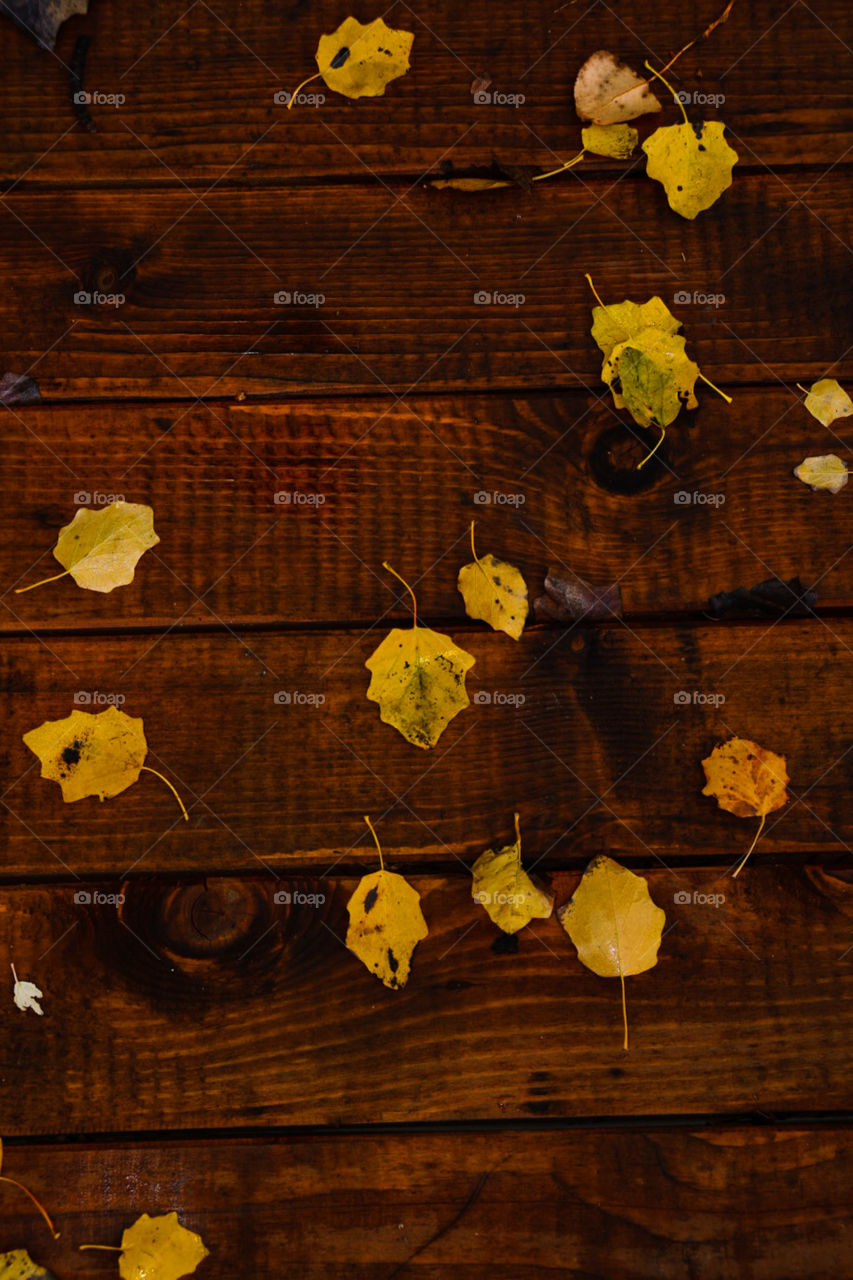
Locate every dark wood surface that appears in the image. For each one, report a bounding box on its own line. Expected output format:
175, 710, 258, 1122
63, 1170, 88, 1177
1, 0, 851, 1274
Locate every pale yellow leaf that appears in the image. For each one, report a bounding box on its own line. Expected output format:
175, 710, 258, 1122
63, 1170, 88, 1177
471, 815, 553, 933
581, 123, 638, 158
794, 453, 849, 493
574, 50, 662, 124
802, 378, 853, 426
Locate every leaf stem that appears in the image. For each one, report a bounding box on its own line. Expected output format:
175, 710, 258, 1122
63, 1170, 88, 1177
532, 149, 585, 183
14, 567, 72, 594
139, 766, 189, 821
659, 0, 736, 75
79, 1244, 122, 1251
383, 561, 418, 629
732, 812, 765, 877
636, 423, 666, 470
364, 814, 384, 872
286, 69, 323, 109
584, 272, 606, 308
513, 811, 521, 846
644, 61, 688, 125
0, 1174, 60, 1238
698, 372, 733, 403
619, 967, 628, 1051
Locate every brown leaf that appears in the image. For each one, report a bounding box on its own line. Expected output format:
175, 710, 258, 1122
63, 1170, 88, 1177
534, 569, 623, 623
4, 0, 88, 49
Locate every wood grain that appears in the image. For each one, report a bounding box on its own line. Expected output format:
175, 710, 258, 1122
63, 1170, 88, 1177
1, 866, 851, 1133
1, 389, 851, 633
3, 1126, 851, 1278
2, 622, 851, 876
0, 174, 849, 398
2, 0, 851, 184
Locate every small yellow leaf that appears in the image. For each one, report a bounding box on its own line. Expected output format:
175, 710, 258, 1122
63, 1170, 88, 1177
458, 525, 527, 640
559, 855, 664, 1049
346, 868, 428, 988
581, 123, 638, 159
0, 1251, 54, 1279
794, 453, 849, 493
427, 178, 512, 190
603, 327, 699, 425
23, 705, 147, 803
701, 737, 788, 820
316, 16, 413, 100
472, 814, 554, 933
702, 736, 789, 875
119, 1212, 208, 1280
16, 501, 159, 595
590, 294, 681, 367
366, 627, 474, 748
642, 120, 738, 219
574, 50, 662, 124
801, 378, 853, 426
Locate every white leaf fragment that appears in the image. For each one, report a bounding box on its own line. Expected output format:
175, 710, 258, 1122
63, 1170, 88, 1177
11, 963, 44, 1016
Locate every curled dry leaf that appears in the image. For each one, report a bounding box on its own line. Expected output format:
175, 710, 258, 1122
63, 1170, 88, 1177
16, 501, 159, 595
799, 378, 853, 426
457, 522, 527, 640
581, 123, 638, 159
574, 50, 662, 125
701, 737, 789, 875
559, 855, 664, 1050
3, 0, 87, 49
471, 813, 554, 934
117, 1212, 208, 1280
708, 576, 817, 618
11, 964, 43, 1015
427, 177, 512, 191
346, 817, 428, 988
534, 569, 623, 623
794, 454, 849, 493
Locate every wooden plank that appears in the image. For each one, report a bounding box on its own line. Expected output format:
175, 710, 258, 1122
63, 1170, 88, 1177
3, 1126, 851, 1278
1, 866, 851, 1132
1, 389, 851, 634
1, 622, 851, 875
2, 0, 852, 183
0, 175, 849, 397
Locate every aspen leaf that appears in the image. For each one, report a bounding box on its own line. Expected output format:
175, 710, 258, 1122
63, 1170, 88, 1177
366, 563, 475, 749
471, 813, 554, 933
642, 79, 737, 220
559, 855, 664, 1050
457, 521, 527, 640
11, 964, 43, 1015
800, 378, 853, 426
117, 1212, 208, 1280
346, 817, 428, 989
574, 51, 662, 124
701, 737, 789, 875
581, 123, 638, 158
23, 705, 188, 817
16, 501, 159, 595
794, 454, 849, 493
0, 1251, 54, 1279
290, 16, 413, 104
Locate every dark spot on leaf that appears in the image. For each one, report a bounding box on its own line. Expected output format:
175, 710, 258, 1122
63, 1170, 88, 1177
677, 185, 683, 191
364, 886, 378, 913
698, 144, 706, 152
62, 740, 83, 766
387, 948, 398, 973
331, 46, 350, 68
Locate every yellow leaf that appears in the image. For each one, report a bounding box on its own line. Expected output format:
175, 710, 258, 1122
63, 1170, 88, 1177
581, 123, 638, 159
427, 178, 512, 191
559, 855, 664, 1049
0, 1251, 53, 1279
119, 1212, 208, 1280
701, 737, 789, 875
23, 705, 147, 803
16, 501, 159, 594
794, 453, 849, 493
800, 378, 853, 426
642, 120, 738, 219
471, 813, 554, 933
457, 522, 527, 640
574, 50, 662, 124
23, 706, 188, 817
604, 327, 700, 426
346, 817, 428, 988
590, 293, 681, 367
316, 16, 413, 100
366, 563, 475, 749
